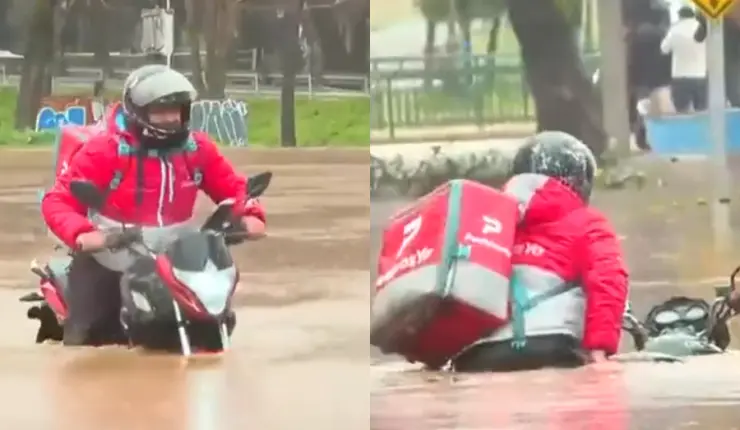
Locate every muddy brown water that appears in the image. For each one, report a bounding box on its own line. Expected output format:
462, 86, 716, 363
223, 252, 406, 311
370, 156, 740, 429
0, 148, 369, 430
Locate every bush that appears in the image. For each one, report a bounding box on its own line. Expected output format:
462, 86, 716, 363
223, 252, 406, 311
371, 146, 512, 199
370, 146, 645, 199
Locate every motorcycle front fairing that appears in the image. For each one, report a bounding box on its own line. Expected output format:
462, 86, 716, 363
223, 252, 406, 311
157, 230, 238, 319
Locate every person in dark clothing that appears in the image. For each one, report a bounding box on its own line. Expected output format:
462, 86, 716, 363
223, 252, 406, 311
623, 0, 672, 150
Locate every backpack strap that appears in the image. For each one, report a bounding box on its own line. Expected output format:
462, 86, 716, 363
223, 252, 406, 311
108, 170, 123, 191
192, 167, 203, 187
510, 277, 579, 350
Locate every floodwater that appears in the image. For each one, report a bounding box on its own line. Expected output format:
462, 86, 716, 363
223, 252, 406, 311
371, 355, 740, 430
370, 156, 740, 429
0, 148, 369, 430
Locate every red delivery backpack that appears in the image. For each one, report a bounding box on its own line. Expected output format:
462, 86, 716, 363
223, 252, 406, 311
370, 179, 520, 368
52, 125, 100, 178
39, 125, 106, 236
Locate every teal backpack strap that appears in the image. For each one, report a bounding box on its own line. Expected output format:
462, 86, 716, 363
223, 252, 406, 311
108, 170, 123, 191
510, 279, 579, 350
192, 167, 203, 187
437, 180, 466, 296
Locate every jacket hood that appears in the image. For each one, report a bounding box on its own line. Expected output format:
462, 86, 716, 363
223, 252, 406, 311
503, 173, 586, 225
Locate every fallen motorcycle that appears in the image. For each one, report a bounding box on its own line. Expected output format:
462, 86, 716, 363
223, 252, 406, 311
620, 270, 739, 362
20, 172, 272, 356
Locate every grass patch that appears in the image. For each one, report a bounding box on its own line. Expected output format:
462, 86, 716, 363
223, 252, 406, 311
0, 87, 370, 147
248, 97, 369, 147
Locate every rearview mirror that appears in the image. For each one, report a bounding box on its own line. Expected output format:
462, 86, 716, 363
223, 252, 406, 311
70, 181, 105, 211
247, 171, 272, 199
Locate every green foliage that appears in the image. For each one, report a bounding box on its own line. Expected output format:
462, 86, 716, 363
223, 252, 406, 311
419, 0, 452, 21
554, 0, 583, 27
417, 0, 582, 27
0, 87, 370, 147
248, 97, 370, 147
418, 0, 506, 22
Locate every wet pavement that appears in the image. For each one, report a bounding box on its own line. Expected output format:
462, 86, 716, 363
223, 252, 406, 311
0, 147, 369, 430
370, 155, 740, 429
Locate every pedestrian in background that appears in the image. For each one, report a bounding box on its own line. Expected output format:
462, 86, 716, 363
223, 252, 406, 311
660, 6, 707, 113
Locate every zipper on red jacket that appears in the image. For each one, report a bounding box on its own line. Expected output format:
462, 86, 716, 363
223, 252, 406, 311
157, 158, 174, 226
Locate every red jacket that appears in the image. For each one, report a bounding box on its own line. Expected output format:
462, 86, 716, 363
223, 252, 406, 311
505, 174, 628, 355
42, 104, 265, 249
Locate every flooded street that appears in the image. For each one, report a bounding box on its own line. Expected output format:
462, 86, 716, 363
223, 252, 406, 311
370, 156, 740, 429
0, 148, 369, 430
371, 355, 740, 429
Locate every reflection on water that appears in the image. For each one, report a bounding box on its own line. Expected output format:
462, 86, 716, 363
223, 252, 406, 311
371, 354, 740, 429
52, 350, 230, 430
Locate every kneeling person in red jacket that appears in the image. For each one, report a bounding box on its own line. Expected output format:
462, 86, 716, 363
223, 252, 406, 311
453, 131, 629, 372
40, 65, 266, 346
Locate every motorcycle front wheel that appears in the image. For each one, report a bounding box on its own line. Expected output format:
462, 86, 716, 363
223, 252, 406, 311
127, 313, 236, 353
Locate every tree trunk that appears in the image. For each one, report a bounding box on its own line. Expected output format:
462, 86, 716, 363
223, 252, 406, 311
349, 12, 368, 74
506, 0, 607, 158
15, 0, 55, 130
52, 0, 71, 76
89, 0, 111, 77
184, 0, 206, 93
309, 7, 350, 72
279, 2, 302, 148
0, 0, 11, 50
202, 0, 236, 98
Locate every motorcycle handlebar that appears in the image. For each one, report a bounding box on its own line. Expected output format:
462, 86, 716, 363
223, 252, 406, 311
200, 201, 248, 246
622, 310, 648, 351
730, 265, 740, 292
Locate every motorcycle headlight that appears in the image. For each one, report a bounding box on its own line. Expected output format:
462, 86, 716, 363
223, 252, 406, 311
653, 309, 680, 326
684, 305, 708, 322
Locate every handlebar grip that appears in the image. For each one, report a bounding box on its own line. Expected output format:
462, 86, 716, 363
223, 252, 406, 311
224, 230, 248, 246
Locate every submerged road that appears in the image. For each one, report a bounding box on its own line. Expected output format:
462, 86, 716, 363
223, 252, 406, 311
0, 147, 369, 430
370, 142, 740, 429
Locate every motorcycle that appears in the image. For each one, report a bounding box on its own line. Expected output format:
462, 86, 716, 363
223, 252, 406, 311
20, 172, 273, 356
620, 268, 739, 362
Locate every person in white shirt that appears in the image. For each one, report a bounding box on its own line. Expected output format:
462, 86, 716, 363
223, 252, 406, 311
660, 6, 707, 112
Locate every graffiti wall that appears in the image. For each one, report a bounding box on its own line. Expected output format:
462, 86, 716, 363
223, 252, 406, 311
190, 99, 248, 147
35, 97, 249, 147
36, 97, 92, 132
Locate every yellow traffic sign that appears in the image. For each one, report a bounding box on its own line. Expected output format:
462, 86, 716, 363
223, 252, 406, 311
691, 0, 737, 19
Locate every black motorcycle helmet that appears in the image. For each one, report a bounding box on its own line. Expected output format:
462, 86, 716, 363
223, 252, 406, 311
510, 131, 597, 202
121, 65, 197, 150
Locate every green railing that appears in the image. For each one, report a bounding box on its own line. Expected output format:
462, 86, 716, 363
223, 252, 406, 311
370, 53, 599, 137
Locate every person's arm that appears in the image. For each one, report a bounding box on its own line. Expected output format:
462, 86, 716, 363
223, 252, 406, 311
694, 15, 707, 42
194, 133, 266, 223
40, 138, 116, 249
660, 27, 675, 54
578, 213, 629, 357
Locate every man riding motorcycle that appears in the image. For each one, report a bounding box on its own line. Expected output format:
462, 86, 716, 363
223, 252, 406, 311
40, 65, 266, 346
452, 131, 629, 372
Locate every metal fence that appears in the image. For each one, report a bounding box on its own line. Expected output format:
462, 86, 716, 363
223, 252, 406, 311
370, 53, 599, 136
0, 68, 369, 99
0, 49, 370, 99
